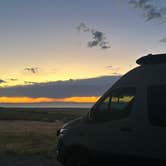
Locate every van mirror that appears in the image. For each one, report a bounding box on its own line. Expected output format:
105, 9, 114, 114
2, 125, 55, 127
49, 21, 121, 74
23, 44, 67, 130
85, 109, 97, 123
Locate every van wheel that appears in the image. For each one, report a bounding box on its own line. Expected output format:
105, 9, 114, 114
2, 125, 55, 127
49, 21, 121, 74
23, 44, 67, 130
64, 148, 91, 166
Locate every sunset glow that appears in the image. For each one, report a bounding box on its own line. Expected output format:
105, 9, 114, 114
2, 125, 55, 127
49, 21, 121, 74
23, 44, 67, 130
0, 0, 165, 105
0, 96, 100, 104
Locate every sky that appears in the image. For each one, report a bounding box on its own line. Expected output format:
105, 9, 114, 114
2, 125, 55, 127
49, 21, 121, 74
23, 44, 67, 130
0, 0, 166, 103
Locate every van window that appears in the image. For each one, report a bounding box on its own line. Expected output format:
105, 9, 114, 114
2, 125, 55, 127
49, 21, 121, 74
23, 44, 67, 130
148, 85, 166, 126
91, 87, 136, 122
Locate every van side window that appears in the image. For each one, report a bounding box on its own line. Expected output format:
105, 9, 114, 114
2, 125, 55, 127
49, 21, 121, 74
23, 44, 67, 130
96, 96, 111, 112
148, 85, 166, 126
92, 87, 136, 122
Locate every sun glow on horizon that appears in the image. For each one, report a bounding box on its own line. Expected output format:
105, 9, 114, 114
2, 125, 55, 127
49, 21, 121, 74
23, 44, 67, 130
0, 96, 100, 104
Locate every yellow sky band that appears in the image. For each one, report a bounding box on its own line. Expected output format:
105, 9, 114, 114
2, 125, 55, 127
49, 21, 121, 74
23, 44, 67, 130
0, 96, 100, 103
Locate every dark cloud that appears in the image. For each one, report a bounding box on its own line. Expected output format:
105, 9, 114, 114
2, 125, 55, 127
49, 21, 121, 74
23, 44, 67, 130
0, 76, 121, 98
111, 72, 120, 75
24, 67, 39, 74
77, 22, 111, 49
24, 81, 37, 84
100, 44, 111, 49
128, 0, 166, 22
10, 79, 18, 81
159, 37, 166, 43
77, 22, 90, 32
106, 66, 113, 68
0, 79, 6, 84
88, 30, 111, 49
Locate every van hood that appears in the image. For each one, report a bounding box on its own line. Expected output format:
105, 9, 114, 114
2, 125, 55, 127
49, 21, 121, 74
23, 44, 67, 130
62, 116, 84, 130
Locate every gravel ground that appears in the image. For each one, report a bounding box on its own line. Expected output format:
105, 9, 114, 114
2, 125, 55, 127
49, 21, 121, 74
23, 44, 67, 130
0, 155, 63, 166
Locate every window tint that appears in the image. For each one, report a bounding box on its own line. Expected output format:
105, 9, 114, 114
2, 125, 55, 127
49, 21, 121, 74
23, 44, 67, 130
148, 85, 166, 126
92, 87, 136, 122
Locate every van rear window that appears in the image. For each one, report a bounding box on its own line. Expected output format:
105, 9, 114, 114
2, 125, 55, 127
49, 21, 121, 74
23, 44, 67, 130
148, 85, 166, 126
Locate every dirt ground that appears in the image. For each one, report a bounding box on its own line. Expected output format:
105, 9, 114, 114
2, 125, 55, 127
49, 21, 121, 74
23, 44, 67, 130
0, 154, 63, 166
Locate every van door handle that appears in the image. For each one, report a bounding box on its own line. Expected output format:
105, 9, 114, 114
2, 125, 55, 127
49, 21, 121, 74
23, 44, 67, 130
120, 128, 133, 132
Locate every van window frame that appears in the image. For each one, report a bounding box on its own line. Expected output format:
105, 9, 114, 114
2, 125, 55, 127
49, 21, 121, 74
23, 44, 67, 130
90, 86, 136, 122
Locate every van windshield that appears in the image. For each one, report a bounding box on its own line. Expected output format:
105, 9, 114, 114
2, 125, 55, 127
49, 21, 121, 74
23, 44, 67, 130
90, 87, 136, 122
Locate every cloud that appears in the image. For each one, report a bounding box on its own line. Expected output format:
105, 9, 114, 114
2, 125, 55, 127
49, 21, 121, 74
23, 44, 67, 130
77, 22, 90, 32
0, 76, 121, 98
88, 30, 111, 49
106, 65, 113, 68
10, 79, 18, 81
77, 22, 111, 49
0, 79, 6, 84
159, 37, 166, 43
24, 81, 37, 84
24, 67, 39, 74
106, 66, 121, 75
52, 68, 57, 73
128, 0, 166, 22
111, 72, 121, 75
128, 1, 166, 43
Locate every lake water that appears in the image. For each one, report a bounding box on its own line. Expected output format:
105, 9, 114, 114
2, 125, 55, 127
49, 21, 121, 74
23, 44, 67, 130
0, 102, 94, 108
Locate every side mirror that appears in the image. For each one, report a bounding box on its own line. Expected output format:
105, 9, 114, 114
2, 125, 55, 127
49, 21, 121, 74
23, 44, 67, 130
83, 110, 93, 123
85, 111, 91, 121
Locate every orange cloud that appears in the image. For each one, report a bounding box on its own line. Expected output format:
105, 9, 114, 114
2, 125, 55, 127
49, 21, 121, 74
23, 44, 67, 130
0, 96, 100, 103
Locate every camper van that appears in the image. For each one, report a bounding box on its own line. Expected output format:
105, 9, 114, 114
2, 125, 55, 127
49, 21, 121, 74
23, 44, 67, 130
56, 54, 166, 165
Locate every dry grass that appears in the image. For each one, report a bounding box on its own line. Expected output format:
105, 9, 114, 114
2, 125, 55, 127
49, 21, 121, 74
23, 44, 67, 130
0, 107, 89, 156
0, 107, 89, 122
0, 121, 63, 156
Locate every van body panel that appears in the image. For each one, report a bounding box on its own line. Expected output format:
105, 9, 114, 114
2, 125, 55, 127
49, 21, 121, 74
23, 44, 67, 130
57, 55, 166, 163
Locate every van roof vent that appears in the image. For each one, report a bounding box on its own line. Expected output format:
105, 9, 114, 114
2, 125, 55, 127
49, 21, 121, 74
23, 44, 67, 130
136, 53, 166, 65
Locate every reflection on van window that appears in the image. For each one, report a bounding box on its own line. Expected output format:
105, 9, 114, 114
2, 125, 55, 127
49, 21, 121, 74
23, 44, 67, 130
97, 96, 110, 112
148, 85, 166, 126
111, 95, 134, 111
92, 87, 136, 122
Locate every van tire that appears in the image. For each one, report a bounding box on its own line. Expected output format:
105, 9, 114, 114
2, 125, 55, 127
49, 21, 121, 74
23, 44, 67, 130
64, 147, 91, 166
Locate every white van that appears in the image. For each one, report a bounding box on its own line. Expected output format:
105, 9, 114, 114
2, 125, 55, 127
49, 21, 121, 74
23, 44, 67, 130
56, 54, 166, 165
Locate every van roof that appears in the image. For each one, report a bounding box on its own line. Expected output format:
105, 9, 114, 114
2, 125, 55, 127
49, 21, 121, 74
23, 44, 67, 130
136, 53, 166, 65
112, 57, 166, 88
109, 53, 166, 89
